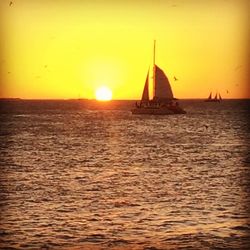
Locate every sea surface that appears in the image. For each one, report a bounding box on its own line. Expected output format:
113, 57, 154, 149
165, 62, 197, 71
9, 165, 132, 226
0, 99, 249, 250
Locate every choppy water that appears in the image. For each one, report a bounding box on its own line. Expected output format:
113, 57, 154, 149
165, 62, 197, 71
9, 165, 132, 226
0, 99, 249, 250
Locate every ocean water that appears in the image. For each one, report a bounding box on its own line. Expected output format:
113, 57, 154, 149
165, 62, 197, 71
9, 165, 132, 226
0, 99, 249, 250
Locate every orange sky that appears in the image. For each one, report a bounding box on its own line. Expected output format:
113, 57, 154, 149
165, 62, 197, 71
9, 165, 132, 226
0, 0, 249, 99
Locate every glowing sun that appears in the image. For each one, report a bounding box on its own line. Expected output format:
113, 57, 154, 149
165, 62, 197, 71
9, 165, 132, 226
95, 86, 112, 101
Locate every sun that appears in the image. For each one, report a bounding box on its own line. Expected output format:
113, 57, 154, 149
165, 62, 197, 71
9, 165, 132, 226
95, 86, 112, 101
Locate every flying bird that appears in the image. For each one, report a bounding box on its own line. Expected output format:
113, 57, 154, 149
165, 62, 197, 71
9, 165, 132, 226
226, 90, 229, 94
173, 76, 178, 81
9, 1, 13, 6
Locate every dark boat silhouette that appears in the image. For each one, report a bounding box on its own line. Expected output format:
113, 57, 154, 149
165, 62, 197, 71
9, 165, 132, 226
131, 41, 186, 115
205, 92, 222, 102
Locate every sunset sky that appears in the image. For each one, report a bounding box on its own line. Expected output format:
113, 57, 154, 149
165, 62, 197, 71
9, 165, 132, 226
0, 0, 249, 100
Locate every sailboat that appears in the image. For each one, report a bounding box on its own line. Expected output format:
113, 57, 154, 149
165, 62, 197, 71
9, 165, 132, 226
131, 41, 186, 115
205, 92, 222, 102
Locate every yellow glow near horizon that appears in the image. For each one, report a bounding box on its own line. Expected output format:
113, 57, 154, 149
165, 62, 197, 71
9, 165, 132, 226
95, 86, 112, 101
0, 0, 249, 99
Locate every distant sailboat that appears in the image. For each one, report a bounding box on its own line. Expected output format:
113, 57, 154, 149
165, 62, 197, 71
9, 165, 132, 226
205, 92, 222, 102
131, 41, 186, 115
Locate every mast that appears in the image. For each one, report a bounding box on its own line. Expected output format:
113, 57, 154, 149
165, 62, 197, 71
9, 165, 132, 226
153, 40, 156, 99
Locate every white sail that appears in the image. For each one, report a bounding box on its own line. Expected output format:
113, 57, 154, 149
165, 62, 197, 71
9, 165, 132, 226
154, 65, 174, 101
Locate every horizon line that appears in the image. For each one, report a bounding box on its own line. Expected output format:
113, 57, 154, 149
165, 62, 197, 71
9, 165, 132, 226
0, 97, 249, 101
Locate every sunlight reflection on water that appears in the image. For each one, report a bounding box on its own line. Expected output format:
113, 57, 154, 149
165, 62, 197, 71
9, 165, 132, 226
0, 100, 249, 249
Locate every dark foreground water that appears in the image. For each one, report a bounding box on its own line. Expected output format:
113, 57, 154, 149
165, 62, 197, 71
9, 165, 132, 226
0, 99, 249, 250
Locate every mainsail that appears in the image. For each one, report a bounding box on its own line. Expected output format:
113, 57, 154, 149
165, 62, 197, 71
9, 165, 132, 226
141, 71, 149, 102
153, 65, 174, 101
208, 92, 212, 99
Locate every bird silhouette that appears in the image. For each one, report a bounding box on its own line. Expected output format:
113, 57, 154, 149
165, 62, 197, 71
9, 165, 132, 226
226, 90, 229, 94
9, 1, 13, 6
173, 76, 178, 81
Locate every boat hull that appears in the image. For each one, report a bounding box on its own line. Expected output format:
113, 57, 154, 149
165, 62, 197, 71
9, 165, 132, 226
131, 107, 186, 115
205, 99, 221, 102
